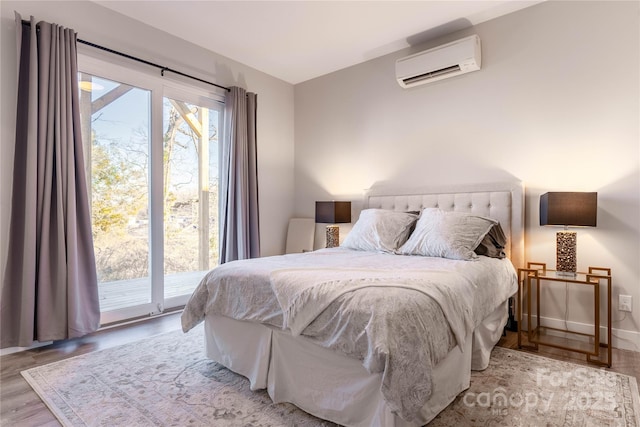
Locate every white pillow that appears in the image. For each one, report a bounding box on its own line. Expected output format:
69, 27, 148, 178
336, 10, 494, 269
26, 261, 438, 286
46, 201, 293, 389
342, 209, 418, 253
398, 208, 497, 260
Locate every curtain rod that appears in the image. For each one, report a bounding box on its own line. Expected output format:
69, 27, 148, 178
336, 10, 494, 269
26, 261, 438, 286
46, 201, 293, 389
21, 20, 230, 92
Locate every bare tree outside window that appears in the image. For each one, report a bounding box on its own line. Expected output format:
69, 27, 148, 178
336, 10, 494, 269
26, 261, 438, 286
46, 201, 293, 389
163, 97, 220, 285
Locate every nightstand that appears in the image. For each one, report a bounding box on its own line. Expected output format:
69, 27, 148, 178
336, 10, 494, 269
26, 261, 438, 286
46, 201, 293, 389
516, 262, 612, 367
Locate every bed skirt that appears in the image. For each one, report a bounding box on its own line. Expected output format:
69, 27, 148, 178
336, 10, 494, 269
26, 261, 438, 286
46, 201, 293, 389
203, 300, 508, 426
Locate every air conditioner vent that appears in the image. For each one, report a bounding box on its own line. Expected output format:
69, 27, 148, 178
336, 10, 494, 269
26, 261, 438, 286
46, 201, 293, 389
402, 65, 461, 85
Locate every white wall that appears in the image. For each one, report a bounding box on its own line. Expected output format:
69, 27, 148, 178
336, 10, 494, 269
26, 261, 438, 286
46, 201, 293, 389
294, 1, 640, 348
0, 0, 295, 283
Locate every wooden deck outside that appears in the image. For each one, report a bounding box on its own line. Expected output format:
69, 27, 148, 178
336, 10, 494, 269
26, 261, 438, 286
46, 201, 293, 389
98, 270, 208, 312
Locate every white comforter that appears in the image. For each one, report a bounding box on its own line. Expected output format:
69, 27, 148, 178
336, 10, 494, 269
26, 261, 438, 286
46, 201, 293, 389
181, 248, 517, 421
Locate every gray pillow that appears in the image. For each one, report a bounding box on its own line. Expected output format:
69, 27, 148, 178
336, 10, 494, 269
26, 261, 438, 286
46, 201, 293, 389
398, 208, 497, 260
474, 223, 507, 259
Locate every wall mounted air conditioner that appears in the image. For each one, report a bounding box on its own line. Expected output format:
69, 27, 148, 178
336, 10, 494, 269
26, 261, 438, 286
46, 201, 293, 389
395, 34, 481, 88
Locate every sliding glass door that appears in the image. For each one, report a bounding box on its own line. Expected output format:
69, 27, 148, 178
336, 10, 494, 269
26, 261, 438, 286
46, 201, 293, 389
78, 55, 223, 324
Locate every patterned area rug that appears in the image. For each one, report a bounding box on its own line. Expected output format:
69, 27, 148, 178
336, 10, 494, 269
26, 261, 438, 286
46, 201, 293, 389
431, 348, 640, 427
22, 326, 640, 426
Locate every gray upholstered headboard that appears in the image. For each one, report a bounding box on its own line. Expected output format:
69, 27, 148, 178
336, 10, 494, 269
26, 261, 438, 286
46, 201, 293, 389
363, 181, 525, 268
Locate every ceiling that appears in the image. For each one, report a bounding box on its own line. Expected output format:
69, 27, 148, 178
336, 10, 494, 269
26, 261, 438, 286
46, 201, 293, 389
95, 1, 541, 85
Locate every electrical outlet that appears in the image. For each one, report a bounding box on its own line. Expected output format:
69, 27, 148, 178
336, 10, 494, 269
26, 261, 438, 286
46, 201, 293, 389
619, 295, 632, 312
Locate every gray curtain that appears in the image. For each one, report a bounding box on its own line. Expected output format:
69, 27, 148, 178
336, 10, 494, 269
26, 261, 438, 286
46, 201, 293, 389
219, 87, 260, 263
0, 14, 100, 348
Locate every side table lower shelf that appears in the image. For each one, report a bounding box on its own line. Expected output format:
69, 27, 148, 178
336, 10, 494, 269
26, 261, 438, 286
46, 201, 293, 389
517, 262, 612, 367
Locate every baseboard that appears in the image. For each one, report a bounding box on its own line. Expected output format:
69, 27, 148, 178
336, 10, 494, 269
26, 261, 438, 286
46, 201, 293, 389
520, 315, 640, 352
0, 340, 52, 356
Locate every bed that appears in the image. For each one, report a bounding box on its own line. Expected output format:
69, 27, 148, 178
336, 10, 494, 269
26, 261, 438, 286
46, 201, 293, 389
182, 181, 525, 427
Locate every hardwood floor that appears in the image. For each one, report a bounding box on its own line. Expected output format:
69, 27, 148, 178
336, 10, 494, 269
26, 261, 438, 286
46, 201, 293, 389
1, 312, 639, 426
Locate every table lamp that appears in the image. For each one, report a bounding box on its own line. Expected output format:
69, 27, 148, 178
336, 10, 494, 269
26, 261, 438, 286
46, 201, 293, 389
315, 201, 351, 248
539, 192, 597, 276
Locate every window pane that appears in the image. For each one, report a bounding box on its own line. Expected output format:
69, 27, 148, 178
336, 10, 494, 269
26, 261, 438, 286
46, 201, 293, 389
163, 97, 219, 299
79, 73, 151, 312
